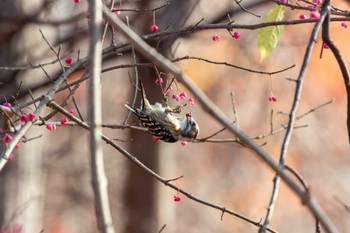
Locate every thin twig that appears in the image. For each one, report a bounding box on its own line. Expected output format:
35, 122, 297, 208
258, 175, 280, 233
39, 30, 83, 122
122, 16, 139, 125
172, 56, 295, 75
0, 13, 86, 26
102, 0, 115, 47
277, 99, 334, 119
270, 0, 316, 11
115, 2, 170, 12
197, 127, 228, 141
270, 109, 274, 135
284, 165, 308, 191
165, 175, 184, 183
0, 59, 59, 71
158, 224, 167, 233
296, 99, 335, 120
333, 195, 350, 213
21, 135, 42, 143
39, 64, 54, 83
316, 219, 321, 233
230, 92, 239, 135
234, 0, 260, 18
192, 18, 204, 28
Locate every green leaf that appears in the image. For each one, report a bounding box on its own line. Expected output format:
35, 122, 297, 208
257, 5, 286, 61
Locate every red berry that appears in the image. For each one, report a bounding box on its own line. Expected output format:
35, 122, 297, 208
112, 7, 121, 15
174, 196, 181, 202
46, 124, 57, 131
163, 86, 173, 93
179, 91, 187, 100
150, 24, 159, 32
308, 4, 316, 9
152, 135, 160, 142
310, 11, 320, 19
181, 141, 187, 146
212, 34, 220, 41
12, 223, 23, 233
74, 0, 80, 3
268, 95, 278, 102
7, 153, 14, 160
28, 112, 36, 121
61, 117, 69, 125
233, 31, 240, 39
155, 77, 163, 85
65, 57, 73, 65
299, 14, 307, 20
19, 114, 28, 123
188, 97, 195, 106
172, 94, 180, 101
3, 133, 12, 143
3, 102, 11, 107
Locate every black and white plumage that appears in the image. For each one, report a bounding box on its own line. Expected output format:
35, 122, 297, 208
125, 82, 199, 143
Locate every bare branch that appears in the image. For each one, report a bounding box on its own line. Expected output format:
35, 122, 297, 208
0, 59, 59, 71
158, 224, 167, 233
114, 2, 170, 12
260, 2, 333, 232
334, 196, 350, 213
322, 3, 350, 144
172, 56, 295, 75
88, 0, 115, 232
296, 99, 335, 120
234, 0, 261, 18
122, 16, 140, 125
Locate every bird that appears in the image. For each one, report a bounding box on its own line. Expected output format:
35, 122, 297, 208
125, 81, 199, 143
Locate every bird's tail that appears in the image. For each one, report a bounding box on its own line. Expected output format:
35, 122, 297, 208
125, 80, 148, 115
139, 80, 147, 109
125, 103, 138, 115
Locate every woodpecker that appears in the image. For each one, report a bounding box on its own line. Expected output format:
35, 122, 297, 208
125, 81, 199, 142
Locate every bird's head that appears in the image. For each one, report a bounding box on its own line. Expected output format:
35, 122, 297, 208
180, 113, 199, 141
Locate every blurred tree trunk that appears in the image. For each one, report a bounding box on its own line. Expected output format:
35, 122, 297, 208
123, 1, 199, 232
0, 1, 46, 231
0, 0, 58, 231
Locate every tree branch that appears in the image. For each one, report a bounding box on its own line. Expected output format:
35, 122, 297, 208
322, 2, 350, 144
88, 0, 115, 232
260, 1, 333, 232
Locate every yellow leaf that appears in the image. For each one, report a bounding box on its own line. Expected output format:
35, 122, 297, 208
257, 5, 286, 61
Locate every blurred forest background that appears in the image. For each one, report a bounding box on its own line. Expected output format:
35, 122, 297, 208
0, 0, 350, 232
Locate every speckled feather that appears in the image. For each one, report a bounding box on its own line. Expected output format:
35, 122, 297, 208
125, 82, 181, 142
